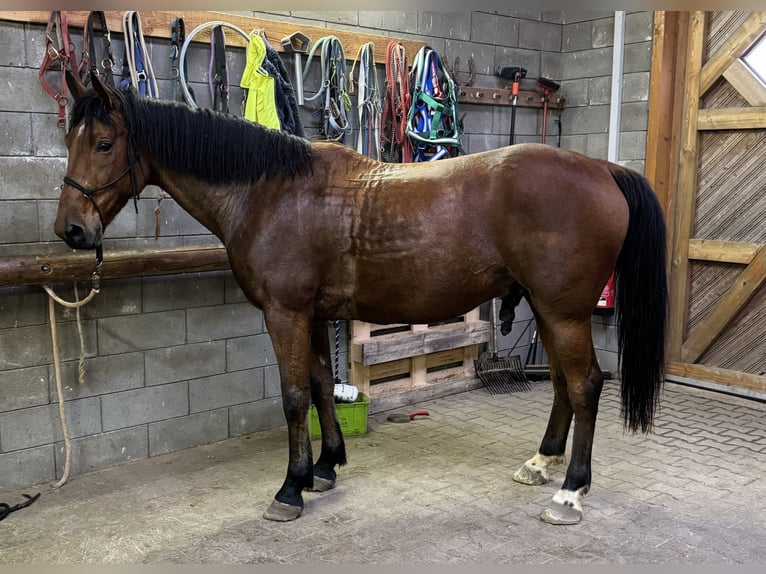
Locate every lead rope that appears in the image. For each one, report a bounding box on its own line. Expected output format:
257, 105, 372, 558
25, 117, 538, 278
381, 41, 411, 163
42, 266, 101, 488
120, 11, 158, 98
350, 42, 381, 160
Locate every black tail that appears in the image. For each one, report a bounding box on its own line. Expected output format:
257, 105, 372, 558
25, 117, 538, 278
610, 165, 668, 433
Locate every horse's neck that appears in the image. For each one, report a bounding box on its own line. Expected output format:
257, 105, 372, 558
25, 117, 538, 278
150, 167, 248, 243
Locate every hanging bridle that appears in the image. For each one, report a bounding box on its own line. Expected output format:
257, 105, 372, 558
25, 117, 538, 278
77, 11, 115, 88
38, 11, 77, 128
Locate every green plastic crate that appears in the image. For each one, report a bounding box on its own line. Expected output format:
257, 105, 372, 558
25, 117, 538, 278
308, 392, 369, 439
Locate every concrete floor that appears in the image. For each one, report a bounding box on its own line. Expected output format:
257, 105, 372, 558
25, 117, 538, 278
1, 379, 766, 564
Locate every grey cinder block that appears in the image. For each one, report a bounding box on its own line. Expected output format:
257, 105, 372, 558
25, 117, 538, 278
519, 20, 562, 52
54, 426, 148, 479
0, 157, 67, 200
0, 445, 55, 489
149, 408, 229, 456
418, 12, 471, 41
0, 320, 96, 371
359, 11, 419, 34
97, 310, 186, 355
189, 369, 264, 413
0, 285, 46, 329
101, 382, 189, 431
50, 352, 145, 401
563, 22, 593, 52
0, 366, 49, 413
145, 341, 226, 386
0, 397, 101, 452
470, 12, 519, 48
142, 272, 226, 312
229, 397, 286, 437
444, 40, 496, 78
0, 201, 40, 243
186, 303, 265, 343
226, 333, 278, 371
0, 111, 32, 155
560, 47, 612, 80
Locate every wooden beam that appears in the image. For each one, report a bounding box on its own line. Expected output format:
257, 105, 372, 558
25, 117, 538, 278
696, 107, 766, 130
352, 321, 490, 366
645, 11, 688, 294
681, 245, 766, 363
699, 11, 766, 97
0, 10, 426, 65
687, 239, 759, 264
0, 244, 229, 287
668, 11, 706, 361
723, 58, 766, 106
668, 361, 766, 392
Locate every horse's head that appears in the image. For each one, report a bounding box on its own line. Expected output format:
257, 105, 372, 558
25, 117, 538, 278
55, 71, 144, 250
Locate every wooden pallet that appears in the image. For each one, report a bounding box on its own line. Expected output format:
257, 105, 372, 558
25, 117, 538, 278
349, 308, 490, 399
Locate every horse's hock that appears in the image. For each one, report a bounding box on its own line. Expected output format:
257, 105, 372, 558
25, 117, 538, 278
349, 308, 491, 400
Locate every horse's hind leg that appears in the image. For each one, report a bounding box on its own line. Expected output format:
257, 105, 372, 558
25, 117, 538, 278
308, 320, 347, 491
515, 314, 604, 525
512, 356, 569, 485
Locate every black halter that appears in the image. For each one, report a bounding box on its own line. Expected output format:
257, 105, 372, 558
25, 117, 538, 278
62, 141, 141, 268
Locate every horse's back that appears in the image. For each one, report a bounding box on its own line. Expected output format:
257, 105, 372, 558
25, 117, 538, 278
304, 143, 629, 323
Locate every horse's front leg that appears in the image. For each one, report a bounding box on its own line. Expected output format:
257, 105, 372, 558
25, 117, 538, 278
262, 304, 314, 522
309, 320, 347, 492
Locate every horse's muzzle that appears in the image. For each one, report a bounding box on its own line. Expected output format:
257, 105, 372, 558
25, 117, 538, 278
57, 222, 102, 250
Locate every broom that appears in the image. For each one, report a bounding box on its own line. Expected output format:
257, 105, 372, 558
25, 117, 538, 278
474, 298, 531, 394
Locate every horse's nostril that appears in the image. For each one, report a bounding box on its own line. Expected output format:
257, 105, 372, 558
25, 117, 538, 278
66, 223, 85, 241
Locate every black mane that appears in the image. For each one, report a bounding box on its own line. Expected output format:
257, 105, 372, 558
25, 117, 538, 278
69, 86, 313, 183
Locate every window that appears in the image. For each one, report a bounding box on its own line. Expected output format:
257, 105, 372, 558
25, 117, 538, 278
742, 34, 766, 87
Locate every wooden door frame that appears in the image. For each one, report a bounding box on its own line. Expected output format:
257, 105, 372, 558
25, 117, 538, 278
646, 11, 766, 393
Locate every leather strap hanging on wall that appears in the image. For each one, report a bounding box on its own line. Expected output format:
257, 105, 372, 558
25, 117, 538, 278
76, 11, 115, 88
209, 24, 229, 113
38, 11, 77, 127
170, 17, 196, 104
120, 11, 159, 98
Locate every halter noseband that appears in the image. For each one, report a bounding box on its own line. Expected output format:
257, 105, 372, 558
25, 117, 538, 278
61, 142, 141, 268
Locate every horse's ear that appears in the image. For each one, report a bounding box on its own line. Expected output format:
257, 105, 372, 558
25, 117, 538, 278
91, 73, 115, 109
65, 69, 86, 101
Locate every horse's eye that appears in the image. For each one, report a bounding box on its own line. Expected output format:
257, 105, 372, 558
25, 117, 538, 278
96, 141, 113, 153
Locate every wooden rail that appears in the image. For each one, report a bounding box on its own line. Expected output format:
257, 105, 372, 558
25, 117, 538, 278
0, 244, 230, 287
0, 10, 425, 66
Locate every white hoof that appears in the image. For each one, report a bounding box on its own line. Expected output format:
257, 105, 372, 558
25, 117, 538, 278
540, 486, 588, 525
512, 453, 566, 485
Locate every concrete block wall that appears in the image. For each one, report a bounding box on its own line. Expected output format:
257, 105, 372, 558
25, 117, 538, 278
0, 11, 653, 489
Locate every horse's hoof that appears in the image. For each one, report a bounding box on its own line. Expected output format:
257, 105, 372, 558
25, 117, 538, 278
263, 500, 303, 522
512, 463, 548, 486
310, 475, 335, 492
540, 502, 583, 525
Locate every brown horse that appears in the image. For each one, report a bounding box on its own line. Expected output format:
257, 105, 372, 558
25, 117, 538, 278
55, 71, 667, 525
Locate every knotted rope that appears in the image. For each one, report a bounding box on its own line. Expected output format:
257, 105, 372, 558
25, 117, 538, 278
43, 275, 100, 488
